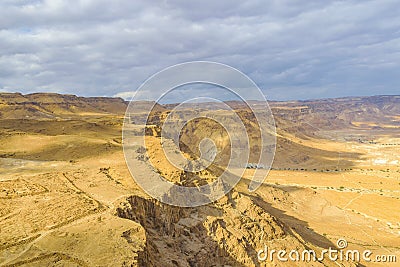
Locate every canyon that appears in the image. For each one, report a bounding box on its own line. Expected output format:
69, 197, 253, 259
0, 93, 399, 266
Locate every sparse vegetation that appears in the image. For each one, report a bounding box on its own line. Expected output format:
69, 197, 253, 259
1, 93, 399, 266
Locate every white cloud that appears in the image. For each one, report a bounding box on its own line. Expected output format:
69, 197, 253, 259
113, 91, 135, 100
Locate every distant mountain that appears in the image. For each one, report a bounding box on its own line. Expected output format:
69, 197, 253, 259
0, 93, 128, 119
1, 93, 399, 124
270, 95, 400, 131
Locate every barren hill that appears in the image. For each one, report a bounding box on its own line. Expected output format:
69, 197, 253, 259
0, 93, 128, 119
0, 93, 399, 266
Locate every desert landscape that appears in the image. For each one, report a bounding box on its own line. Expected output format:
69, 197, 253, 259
0, 93, 399, 266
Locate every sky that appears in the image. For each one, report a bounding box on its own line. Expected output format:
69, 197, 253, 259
0, 0, 399, 101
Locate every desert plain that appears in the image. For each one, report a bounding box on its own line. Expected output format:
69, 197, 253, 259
0, 93, 399, 266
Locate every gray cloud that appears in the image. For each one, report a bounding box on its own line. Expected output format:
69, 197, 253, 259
0, 0, 399, 100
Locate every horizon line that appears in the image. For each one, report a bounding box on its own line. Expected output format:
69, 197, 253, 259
0, 91, 399, 104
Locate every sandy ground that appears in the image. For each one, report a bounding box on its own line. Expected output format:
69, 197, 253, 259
0, 108, 399, 266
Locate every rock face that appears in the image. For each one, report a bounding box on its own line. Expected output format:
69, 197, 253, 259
0, 92, 128, 119
116, 191, 345, 267
270, 95, 400, 131
0, 93, 397, 266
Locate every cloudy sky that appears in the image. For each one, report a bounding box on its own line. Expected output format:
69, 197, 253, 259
0, 0, 399, 100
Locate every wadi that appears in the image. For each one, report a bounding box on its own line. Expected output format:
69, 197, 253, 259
0, 93, 399, 266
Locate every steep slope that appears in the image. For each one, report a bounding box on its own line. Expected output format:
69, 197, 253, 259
0, 93, 128, 119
